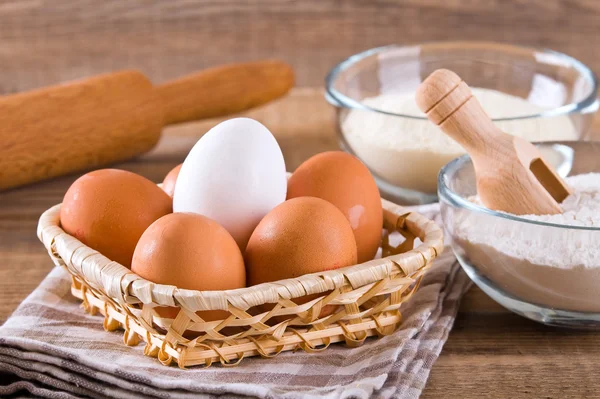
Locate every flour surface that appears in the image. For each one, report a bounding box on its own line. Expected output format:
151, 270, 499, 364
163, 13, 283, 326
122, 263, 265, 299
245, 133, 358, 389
342, 88, 578, 193
526, 173, 600, 228
459, 173, 600, 269
455, 173, 600, 312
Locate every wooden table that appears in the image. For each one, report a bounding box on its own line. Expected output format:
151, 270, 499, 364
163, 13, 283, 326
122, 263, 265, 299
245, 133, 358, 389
2, 88, 600, 398
2, 1, 600, 92
3, 1, 600, 396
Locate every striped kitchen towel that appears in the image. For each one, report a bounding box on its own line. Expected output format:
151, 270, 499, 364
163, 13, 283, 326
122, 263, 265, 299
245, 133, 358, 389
0, 204, 471, 399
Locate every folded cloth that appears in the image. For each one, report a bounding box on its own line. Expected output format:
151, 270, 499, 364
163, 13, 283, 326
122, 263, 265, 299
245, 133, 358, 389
0, 204, 471, 399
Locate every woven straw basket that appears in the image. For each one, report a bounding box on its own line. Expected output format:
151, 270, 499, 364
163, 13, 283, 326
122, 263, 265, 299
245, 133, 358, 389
37, 198, 443, 368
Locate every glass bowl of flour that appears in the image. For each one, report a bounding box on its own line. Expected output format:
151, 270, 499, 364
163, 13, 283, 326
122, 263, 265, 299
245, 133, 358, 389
326, 42, 599, 205
440, 141, 600, 328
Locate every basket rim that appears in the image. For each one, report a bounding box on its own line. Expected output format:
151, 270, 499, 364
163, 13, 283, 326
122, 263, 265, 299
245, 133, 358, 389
37, 199, 443, 311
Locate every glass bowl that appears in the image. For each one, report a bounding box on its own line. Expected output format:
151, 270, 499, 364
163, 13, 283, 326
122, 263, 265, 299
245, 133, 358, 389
325, 42, 599, 205
439, 141, 600, 328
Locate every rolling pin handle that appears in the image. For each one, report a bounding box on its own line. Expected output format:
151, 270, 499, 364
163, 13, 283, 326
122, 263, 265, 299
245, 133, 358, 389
155, 60, 294, 126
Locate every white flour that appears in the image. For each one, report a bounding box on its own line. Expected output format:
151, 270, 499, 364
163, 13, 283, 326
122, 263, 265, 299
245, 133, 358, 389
455, 173, 600, 312
342, 89, 578, 193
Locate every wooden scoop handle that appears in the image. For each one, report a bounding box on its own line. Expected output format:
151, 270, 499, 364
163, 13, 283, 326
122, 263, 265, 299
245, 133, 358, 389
156, 60, 294, 125
416, 69, 572, 215
415, 69, 503, 157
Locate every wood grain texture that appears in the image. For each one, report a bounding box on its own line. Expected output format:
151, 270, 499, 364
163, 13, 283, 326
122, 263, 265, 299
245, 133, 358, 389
0, 70, 163, 190
156, 60, 294, 125
1, 0, 600, 92
0, 60, 293, 190
417, 69, 570, 215
2, 88, 600, 398
2, 1, 600, 396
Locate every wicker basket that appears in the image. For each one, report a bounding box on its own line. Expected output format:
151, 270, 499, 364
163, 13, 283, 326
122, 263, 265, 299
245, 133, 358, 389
37, 198, 443, 368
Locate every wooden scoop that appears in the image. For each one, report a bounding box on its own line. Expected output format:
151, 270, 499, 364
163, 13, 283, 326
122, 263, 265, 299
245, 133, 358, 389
415, 69, 572, 215
0, 60, 294, 191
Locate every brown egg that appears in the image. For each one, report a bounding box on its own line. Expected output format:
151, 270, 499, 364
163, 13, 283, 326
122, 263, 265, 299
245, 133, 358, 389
60, 169, 172, 267
246, 197, 357, 316
161, 163, 182, 198
287, 151, 383, 263
132, 212, 245, 321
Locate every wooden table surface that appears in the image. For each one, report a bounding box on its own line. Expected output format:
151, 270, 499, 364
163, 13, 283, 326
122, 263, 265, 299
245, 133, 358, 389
2, 0, 600, 92
2, 88, 600, 398
3, 1, 600, 397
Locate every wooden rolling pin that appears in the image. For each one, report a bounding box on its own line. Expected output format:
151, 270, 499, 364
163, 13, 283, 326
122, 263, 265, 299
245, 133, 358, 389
416, 69, 572, 215
0, 60, 294, 191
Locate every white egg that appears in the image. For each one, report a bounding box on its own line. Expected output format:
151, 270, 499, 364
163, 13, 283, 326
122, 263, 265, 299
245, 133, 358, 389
173, 118, 287, 250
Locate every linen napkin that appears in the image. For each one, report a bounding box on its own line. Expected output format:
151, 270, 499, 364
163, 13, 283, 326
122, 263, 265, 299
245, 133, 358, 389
0, 204, 471, 399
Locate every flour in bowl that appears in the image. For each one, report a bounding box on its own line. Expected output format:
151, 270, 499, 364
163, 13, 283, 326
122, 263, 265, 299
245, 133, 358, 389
454, 173, 600, 312
342, 89, 578, 193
